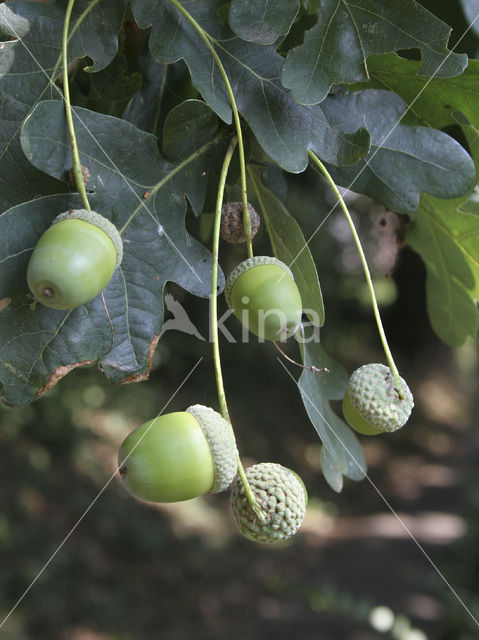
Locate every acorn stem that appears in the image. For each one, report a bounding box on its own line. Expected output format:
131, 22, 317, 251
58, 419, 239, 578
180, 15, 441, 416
308, 150, 406, 399
62, 0, 91, 211
211, 137, 236, 422
167, 0, 254, 259
211, 137, 266, 521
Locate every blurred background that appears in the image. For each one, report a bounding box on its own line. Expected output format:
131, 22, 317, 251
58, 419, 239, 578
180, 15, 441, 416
1, 168, 478, 640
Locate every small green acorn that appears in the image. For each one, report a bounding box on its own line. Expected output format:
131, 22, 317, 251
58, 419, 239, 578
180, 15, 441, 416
118, 404, 238, 503
225, 256, 303, 341
342, 363, 414, 435
230, 462, 307, 543
27, 209, 123, 310
220, 201, 260, 244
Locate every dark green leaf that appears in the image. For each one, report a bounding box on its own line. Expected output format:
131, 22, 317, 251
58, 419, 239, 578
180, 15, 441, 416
123, 54, 167, 133
0, 2, 68, 212
123, 56, 198, 137
163, 99, 219, 162
248, 165, 325, 327
0, 1, 124, 213
277, 11, 318, 56
407, 194, 479, 346
131, 0, 229, 119
88, 53, 142, 117
131, 0, 370, 172
0, 102, 224, 406
323, 90, 475, 213
260, 164, 288, 203
70, 0, 126, 73
298, 341, 367, 491
228, 0, 299, 45
281, 0, 467, 105
0, 193, 113, 407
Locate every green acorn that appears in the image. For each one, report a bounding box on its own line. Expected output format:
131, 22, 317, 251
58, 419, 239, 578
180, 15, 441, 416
230, 462, 308, 543
225, 256, 303, 341
118, 404, 238, 503
27, 209, 123, 310
342, 363, 414, 435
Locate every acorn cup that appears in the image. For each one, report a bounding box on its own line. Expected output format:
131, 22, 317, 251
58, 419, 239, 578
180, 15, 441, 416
27, 209, 123, 310
342, 363, 414, 435
118, 405, 238, 503
225, 256, 303, 341
230, 462, 308, 543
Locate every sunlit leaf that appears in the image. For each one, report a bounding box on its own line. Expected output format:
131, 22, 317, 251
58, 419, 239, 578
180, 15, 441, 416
407, 194, 479, 346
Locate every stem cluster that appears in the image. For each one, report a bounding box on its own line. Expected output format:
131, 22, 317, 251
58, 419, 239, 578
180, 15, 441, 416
162, 2, 406, 511
62, 1, 406, 517
166, 0, 266, 516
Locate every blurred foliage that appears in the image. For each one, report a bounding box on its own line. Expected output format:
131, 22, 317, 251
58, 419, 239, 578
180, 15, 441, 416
441, 468, 479, 640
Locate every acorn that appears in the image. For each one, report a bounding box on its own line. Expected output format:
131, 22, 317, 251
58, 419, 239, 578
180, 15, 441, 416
118, 404, 238, 503
230, 462, 307, 543
220, 201, 260, 244
225, 256, 303, 340
342, 363, 414, 435
26, 209, 123, 310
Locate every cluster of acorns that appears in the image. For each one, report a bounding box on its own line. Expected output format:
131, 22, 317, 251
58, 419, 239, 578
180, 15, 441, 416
26, 202, 413, 543
117, 405, 308, 543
